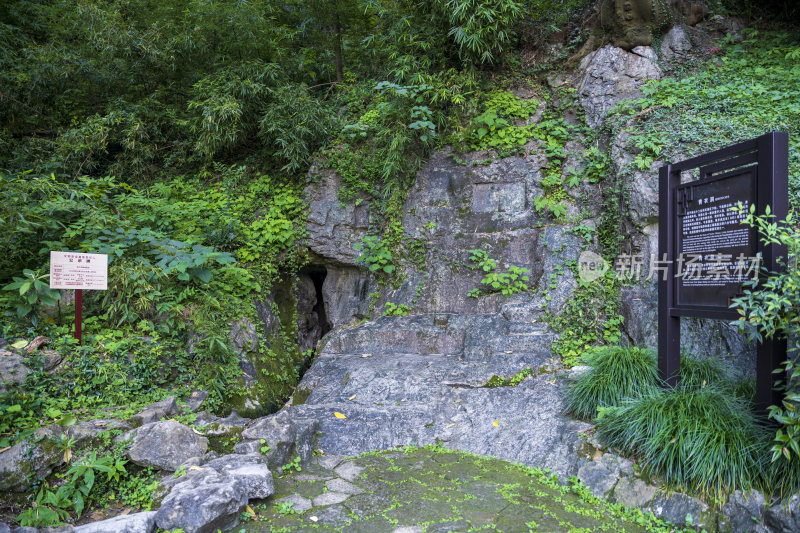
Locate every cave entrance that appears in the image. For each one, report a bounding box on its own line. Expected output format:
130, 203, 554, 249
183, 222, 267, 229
309, 265, 331, 337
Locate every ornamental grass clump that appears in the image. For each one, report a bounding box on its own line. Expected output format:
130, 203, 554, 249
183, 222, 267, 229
595, 385, 768, 499
679, 355, 729, 390
565, 346, 659, 420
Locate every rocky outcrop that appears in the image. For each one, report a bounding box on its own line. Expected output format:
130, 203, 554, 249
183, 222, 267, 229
154, 454, 274, 533
234, 409, 319, 468
254, 313, 588, 479
122, 420, 208, 471
765, 494, 800, 533
73, 512, 156, 533
0, 420, 118, 492
577, 44, 662, 128
595, 0, 708, 50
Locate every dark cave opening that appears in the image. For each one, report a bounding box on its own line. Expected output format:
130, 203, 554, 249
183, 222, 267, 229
304, 264, 331, 338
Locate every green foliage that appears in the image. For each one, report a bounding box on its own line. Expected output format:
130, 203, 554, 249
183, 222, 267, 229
17, 451, 128, 526
484, 367, 532, 387
610, 32, 800, 209
679, 355, 730, 391
326, 80, 450, 212
467, 249, 529, 297
550, 270, 623, 367
17, 483, 71, 528
383, 302, 411, 317
463, 90, 539, 152
354, 236, 396, 274
2, 269, 60, 323
280, 456, 303, 474
434, 0, 523, 65
595, 385, 767, 499
730, 208, 800, 491
566, 347, 659, 420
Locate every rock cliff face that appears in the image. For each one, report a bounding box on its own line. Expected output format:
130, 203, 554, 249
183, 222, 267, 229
238, 15, 762, 531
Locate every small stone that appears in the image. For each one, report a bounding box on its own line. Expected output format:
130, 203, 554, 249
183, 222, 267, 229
316, 454, 343, 470
765, 493, 800, 533
326, 478, 364, 495
0, 349, 29, 394
577, 461, 618, 498
129, 396, 178, 426
275, 494, 313, 513
185, 390, 209, 413
613, 477, 656, 508
648, 492, 711, 530
312, 492, 350, 507
333, 461, 365, 482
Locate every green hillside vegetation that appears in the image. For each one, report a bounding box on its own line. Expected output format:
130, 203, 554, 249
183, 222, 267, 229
1, 0, 800, 528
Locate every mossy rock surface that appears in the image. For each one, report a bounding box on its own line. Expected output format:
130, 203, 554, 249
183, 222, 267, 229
234, 445, 677, 532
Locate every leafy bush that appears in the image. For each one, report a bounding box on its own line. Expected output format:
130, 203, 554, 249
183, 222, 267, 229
354, 236, 396, 274
566, 346, 659, 420
731, 208, 800, 494
595, 385, 767, 498
467, 249, 529, 298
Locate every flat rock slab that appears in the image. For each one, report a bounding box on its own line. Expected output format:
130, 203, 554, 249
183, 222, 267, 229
332, 461, 364, 482
233, 447, 670, 532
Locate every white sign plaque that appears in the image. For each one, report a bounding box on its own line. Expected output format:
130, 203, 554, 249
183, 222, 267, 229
49, 251, 108, 290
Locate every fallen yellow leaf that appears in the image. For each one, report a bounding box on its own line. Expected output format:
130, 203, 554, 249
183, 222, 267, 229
245, 505, 257, 519
493, 420, 499, 427
348, 394, 356, 401
334, 412, 347, 419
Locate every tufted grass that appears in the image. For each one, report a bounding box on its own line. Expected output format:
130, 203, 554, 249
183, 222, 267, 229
565, 346, 660, 420
595, 384, 769, 499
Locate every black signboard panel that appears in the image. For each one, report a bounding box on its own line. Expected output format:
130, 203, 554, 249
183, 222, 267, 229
658, 132, 789, 414
676, 168, 757, 308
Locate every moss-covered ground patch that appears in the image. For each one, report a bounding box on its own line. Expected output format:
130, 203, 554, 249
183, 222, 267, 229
235, 445, 686, 532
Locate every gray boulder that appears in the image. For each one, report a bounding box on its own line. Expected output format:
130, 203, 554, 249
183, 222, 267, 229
659, 25, 693, 63
74, 511, 156, 533
129, 396, 178, 427
577, 44, 662, 128
613, 477, 657, 508
647, 492, 713, 530
123, 420, 207, 471
765, 494, 800, 533
0, 349, 29, 394
0, 437, 61, 491
155, 468, 247, 533
236, 409, 319, 468
577, 460, 619, 498
203, 454, 274, 499
718, 490, 766, 533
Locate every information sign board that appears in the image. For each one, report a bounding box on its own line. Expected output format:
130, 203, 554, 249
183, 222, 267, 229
49, 251, 108, 290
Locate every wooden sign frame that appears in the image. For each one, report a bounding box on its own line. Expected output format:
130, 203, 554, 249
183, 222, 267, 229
658, 132, 789, 413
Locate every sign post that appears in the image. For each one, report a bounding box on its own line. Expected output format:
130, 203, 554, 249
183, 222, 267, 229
658, 132, 789, 414
49, 251, 108, 345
